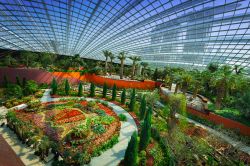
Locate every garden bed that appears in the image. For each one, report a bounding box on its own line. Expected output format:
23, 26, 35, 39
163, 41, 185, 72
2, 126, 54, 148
6, 98, 121, 165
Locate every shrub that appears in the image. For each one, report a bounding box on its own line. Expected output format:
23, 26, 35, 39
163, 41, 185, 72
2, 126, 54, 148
129, 89, 136, 112
139, 106, 152, 150
65, 79, 70, 95
23, 80, 38, 95
121, 89, 126, 104
51, 78, 57, 95
89, 83, 95, 97
102, 83, 107, 98
119, 114, 127, 121
5, 84, 23, 99
112, 84, 117, 101
139, 95, 146, 120
139, 150, 147, 166
92, 124, 106, 134
124, 132, 138, 166
77, 82, 83, 97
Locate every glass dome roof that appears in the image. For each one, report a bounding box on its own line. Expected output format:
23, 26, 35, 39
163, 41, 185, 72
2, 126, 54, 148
0, 0, 249, 68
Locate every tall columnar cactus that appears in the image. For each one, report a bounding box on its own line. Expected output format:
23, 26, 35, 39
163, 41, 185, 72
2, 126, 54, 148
112, 84, 117, 101
129, 89, 136, 112
78, 82, 83, 97
124, 132, 138, 166
121, 89, 126, 104
65, 79, 70, 95
102, 82, 108, 98
89, 82, 95, 97
139, 105, 152, 151
51, 78, 57, 95
139, 95, 146, 120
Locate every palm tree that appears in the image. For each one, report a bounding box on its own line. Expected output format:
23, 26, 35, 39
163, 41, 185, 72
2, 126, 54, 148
210, 65, 235, 110
103, 50, 111, 75
117, 51, 126, 79
181, 72, 193, 95
174, 74, 182, 94
190, 70, 203, 99
109, 53, 115, 75
140, 62, 148, 79
129, 56, 141, 79
233, 65, 244, 75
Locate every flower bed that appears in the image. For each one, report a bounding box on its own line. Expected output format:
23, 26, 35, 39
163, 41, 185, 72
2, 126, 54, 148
7, 99, 121, 165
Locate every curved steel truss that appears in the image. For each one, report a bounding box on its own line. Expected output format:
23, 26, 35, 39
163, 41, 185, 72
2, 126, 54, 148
0, 0, 249, 68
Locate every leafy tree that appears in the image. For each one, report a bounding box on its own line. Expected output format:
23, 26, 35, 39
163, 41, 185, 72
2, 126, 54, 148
139, 95, 146, 120
3, 75, 8, 88
16, 76, 21, 86
180, 72, 192, 95
210, 65, 234, 109
89, 83, 95, 97
20, 50, 38, 68
153, 68, 159, 81
121, 89, 126, 104
207, 62, 219, 73
51, 78, 57, 95
24, 80, 38, 95
117, 51, 127, 79
65, 79, 70, 95
102, 83, 108, 98
129, 56, 141, 79
39, 52, 57, 68
78, 82, 83, 97
112, 84, 117, 101
124, 132, 138, 166
139, 106, 152, 151
129, 89, 136, 112
3, 53, 16, 66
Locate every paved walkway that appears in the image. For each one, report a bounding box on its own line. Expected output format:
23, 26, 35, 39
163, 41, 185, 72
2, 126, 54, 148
0, 134, 25, 166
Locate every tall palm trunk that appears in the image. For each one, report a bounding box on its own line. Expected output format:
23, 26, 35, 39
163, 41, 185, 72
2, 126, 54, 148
215, 87, 225, 110
120, 59, 124, 79
104, 57, 108, 75
109, 59, 113, 76
131, 62, 136, 79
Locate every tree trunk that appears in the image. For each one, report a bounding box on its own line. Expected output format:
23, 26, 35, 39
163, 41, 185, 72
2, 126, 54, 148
215, 88, 224, 110
105, 57, 108, 75
131, 62, 135, 80
26, 56, 29, 68
169, 81, 172, 91
110, 60, 113, 76
120, 60, 124, 79
192, 89, 198, 99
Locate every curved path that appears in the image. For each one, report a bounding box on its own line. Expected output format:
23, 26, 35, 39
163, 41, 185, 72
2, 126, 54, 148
41, 89, 138, 166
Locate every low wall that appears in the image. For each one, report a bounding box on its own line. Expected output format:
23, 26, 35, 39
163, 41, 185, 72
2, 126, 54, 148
0, 68, 160, 90
159, 87, 250, 136
187, 107, 250, 136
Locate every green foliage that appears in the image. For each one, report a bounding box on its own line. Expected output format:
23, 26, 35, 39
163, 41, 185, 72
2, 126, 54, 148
92, 124, 106, 134
153, 68, 159, 81
5, 84, 23, 99
124, 132, 138, 166
237, 90, 250, 119
139, 150, 147, 166
118, 114, 127, 121
65, 79, 70, 95
78, 82, 83, 96
139, 106, 152, 150
16, 76, 21, 86
169, 94, 186, 116
129, 89, 136, 112
23, 80, 38, 95
51, 78, 57, 95
139, 95, 146, 120
111, 84, 117, 101
102, 82, 108, 98
121, 89, 126, 104
89, 82, 95, 97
